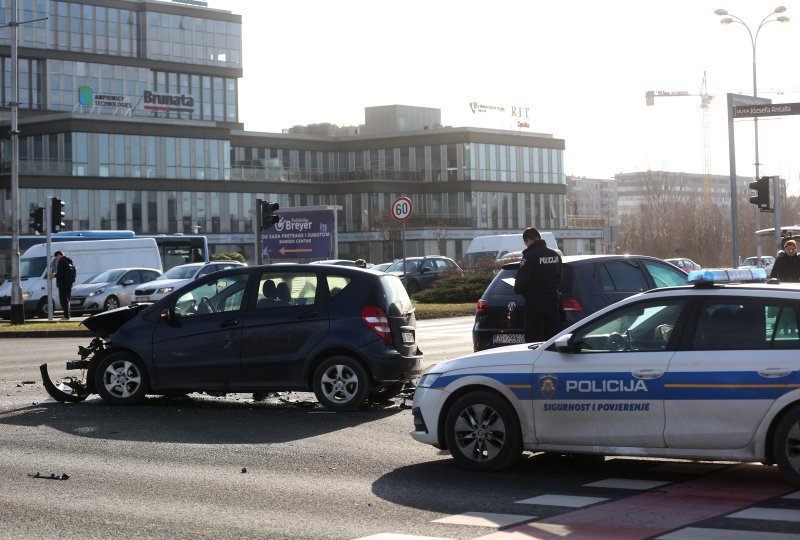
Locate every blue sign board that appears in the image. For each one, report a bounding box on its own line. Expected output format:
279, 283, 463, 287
262, 210, 334, 260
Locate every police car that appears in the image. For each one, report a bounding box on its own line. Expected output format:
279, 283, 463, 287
411, 268, 800, 487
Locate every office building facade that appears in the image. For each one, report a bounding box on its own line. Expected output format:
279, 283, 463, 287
1, 0, 568, 264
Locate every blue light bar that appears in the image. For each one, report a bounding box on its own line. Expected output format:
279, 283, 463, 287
687, 268, 767, 284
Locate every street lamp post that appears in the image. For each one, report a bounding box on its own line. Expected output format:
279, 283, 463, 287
715, 6, 789, 264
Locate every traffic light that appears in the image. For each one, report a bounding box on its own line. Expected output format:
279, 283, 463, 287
749, 177, 771, 210
29, 207, 44, 234
260, 200, 280, 229
51, 197, 66, 232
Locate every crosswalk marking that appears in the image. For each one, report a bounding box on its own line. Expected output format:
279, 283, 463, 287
727, 507, 800, 522
515, 494, 608, 507
583, 478, 671, 490
656, 527, 800, 539
432, 512, 535, 528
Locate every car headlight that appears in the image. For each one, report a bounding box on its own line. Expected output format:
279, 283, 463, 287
417, 373, 442, 389
88, 288, 104, 297
155, 287, 174, 294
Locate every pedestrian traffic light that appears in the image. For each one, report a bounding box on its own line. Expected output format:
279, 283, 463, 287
260, 201, 280, 229
29, 206, 44, 234
51, 197, 66, 232
749, 177, 771, 210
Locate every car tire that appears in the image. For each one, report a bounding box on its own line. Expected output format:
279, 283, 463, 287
35, 298, 49, 319
406, 280, 420, 295
312, 355, 369, 412
773, 405, 800, 487
444, 390, 522, 471
103, 296, 120, 311
368, 381, 406, 403
94, 352, 149, 405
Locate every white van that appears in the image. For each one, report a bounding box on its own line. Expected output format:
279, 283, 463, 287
0, 238, 161, 318
464, 233, 561, 268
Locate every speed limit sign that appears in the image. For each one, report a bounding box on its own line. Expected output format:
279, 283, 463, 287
392, 197, 413, 221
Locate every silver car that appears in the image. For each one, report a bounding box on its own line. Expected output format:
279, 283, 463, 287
71, 267, 163, 315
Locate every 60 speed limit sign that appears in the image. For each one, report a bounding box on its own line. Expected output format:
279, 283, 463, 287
392, 197, 413, 221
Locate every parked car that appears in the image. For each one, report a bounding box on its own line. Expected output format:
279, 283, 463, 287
741, 256, 776, 276
665, 258, 702, 272
385, 256, 464, 294
371, 261, 395, 272
43, 264, 422, 412
71, 267, 163, 316
412, 268, 800, 488
473, 254, 689, 351
133, 261, 246, 303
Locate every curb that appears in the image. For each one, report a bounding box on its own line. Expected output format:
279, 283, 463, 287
1, 330, 92, 338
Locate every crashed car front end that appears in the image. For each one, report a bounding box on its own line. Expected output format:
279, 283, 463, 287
41, 303, 151, 403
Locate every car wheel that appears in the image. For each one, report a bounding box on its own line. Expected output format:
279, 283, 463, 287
94, 352, 149, 405
407, 280, 421, 295
103, 296, 120, 311
36, 298, 50, 319
773, 405, 800, 487
312, 355, 369, 412
368, 381, 406, 403
444, 390, 522, 471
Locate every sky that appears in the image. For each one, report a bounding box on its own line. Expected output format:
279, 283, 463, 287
207, 0, 800, 192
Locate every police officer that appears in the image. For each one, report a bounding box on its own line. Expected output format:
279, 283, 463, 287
513, 227, 562, 342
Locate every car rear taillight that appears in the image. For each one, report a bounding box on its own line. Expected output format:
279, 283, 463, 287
362, 305, 392, 345
561, 297, 583, 311
476, 298, 490, 313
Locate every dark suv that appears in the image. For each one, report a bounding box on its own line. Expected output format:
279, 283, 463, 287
44, 264, 422, 411
472, 254, 688, 351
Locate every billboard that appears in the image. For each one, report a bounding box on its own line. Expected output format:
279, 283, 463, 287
261, 209, 335, 261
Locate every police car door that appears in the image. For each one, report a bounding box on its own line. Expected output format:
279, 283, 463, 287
665, 296, 799, 450
533, 297, 689, 448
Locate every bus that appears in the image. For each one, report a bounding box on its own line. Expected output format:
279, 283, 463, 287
0, 231, 208, 284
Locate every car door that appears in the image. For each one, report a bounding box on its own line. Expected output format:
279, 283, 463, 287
116, 269, 143, 305
533, 297, 689, 448
240, 269, 329, 385
418, 258, 438, 289
665, 296, 800, 449
151, 272, 250, 388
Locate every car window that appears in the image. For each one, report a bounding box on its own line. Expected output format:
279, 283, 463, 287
142, 270, 160, 282
643, 261, 689, 288
255, 271, 318, 309
122, 270, 138, 283
422, 259, 436, 271
379, 274, 415, 316
604, 260, 650, 292
692, 299, 799, 350
326, 275, 351, 299
571, 299, 688, 353
173, 274, 248, 317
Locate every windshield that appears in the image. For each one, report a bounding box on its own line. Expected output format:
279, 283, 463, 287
20, 256, 47, 279
159, 265, 201, 280
85, 269, 125, 284
387, 259, 420, 273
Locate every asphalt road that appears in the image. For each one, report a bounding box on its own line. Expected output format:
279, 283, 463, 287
1, 318, 799, 540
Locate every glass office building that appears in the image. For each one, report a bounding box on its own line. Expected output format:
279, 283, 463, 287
0, 0, 567, 264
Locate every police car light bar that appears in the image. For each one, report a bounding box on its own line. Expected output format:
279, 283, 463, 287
687, 268, 767, 284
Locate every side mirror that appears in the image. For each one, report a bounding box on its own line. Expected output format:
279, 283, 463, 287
160, 307, 178, 324
122, 279, 134, 286
554, 333, 573, 353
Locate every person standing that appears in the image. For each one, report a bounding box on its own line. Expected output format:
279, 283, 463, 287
771, 240, 800, 282
53, 250, 76, 320
513, 227, 563, 342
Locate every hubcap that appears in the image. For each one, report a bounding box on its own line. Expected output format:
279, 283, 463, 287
320, 364, 359, 403
787, 419, 800, 473
102, 359, 142, 399
454, 404, 506, 462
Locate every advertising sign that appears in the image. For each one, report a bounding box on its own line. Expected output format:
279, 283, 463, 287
262, 209, 335, 260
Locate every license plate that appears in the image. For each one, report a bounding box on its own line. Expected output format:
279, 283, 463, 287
134, 296, 150, 302
401, 331, 415, 344
492, 333, 525, 344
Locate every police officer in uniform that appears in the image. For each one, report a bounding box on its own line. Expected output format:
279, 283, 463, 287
513, 227, 562, 342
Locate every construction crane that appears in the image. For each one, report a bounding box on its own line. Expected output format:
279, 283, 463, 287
645, 72, 714, 203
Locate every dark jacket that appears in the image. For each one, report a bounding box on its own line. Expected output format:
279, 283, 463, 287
770, 252, 800, 282
55, 256, 75, 289
513, 239, 562, 304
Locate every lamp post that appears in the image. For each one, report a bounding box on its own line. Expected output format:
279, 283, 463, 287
715, 6, 789, 264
